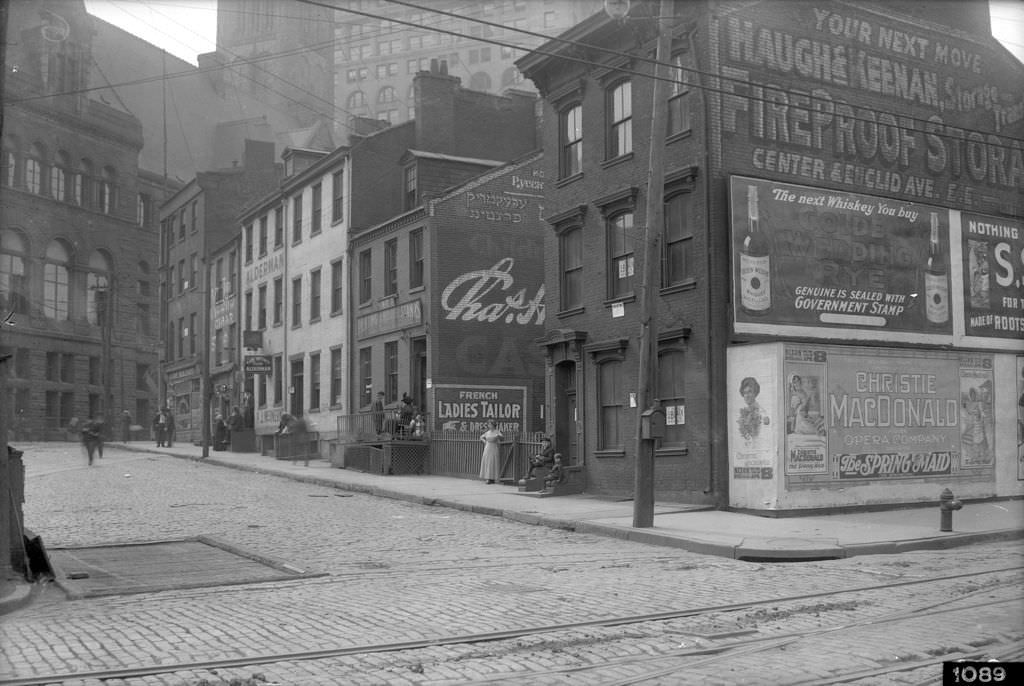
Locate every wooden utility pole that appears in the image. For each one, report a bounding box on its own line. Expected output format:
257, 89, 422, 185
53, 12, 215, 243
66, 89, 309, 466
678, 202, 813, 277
633, 0, 673, 528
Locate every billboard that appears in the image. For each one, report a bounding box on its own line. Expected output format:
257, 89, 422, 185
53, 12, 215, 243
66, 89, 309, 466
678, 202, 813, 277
960, 213, 1024, 340
730, 175, 952, 340
433, 384, 526, 434
713, 1, 1024, 216
781, 345, 994, 487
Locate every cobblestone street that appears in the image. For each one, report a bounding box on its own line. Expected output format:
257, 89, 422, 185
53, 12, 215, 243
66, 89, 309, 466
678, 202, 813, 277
1, 443, 1021, 685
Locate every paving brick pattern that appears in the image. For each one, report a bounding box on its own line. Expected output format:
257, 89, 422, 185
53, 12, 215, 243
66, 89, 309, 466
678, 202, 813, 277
1, 443, 1021, 685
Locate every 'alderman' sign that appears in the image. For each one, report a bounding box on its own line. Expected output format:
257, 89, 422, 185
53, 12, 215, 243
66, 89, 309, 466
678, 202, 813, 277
244, 355, 272, 375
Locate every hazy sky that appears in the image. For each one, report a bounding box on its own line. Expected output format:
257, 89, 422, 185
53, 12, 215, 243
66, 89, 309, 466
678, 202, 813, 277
85, 0, 1024, 66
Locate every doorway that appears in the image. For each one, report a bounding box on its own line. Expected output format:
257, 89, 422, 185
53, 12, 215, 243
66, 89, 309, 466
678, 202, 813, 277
555, 361, 577, 464
290, 359, 304, 417
411, 337, 427, 413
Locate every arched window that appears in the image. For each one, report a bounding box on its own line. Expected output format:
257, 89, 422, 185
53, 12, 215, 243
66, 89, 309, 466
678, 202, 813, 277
347, 91, 367, 109
77, 158, 95, 207
51, 150, 70, 201
99, 165, 117, 214
25, 143, 45, 194
43, 240, 71, 320
377, 86, 396, 104
2, 137, 19, 187
86, 250, 111, 326
0, 229, 29, 315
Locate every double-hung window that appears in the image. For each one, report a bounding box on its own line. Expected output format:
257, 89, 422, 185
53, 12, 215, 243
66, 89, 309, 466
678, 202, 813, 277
663, 191, 694, 287
560, 227, 582, 312
292, 195, 303, 243
559, 104, 582, 178
311, 183, 322, 234
359, 249, 372, 304
332, 170, 344, 223
607, 212, 635, 299
384, 239, 397, 296
607, 81, 632, 158
667, 52, 692, 137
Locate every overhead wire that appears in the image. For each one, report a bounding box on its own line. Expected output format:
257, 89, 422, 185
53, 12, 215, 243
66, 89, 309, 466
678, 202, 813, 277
298, 0, 1024, 149
12, 0, 1022, 151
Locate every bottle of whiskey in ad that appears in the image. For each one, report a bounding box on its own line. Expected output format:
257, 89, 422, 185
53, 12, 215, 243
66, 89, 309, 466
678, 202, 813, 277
924, 211, 949, 325
740, 184, 771, 315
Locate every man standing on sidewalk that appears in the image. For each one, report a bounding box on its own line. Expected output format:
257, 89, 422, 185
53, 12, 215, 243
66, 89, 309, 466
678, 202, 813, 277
82, 416, 105, 465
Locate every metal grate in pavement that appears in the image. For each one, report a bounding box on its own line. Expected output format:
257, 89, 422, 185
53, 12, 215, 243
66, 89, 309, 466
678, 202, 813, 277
46, 536, 321, 599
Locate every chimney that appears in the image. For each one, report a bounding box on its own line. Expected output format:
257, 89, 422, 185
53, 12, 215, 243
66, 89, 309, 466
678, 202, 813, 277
414, 64, 461, 152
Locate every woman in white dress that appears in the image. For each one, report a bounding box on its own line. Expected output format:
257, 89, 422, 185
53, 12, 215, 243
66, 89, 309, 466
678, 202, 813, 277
479, 420, 503, 484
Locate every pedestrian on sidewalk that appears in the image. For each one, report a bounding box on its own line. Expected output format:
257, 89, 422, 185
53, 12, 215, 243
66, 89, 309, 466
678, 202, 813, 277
479, 419, 503, 485
121, 409, 133, 442
153, 408, 168, 447
82, 415, 105, 465
213, 412, 229, 451
166, 409, 176, 447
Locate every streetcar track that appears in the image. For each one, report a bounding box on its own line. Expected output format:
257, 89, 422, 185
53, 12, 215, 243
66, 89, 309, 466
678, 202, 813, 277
3, 565, 1020, 686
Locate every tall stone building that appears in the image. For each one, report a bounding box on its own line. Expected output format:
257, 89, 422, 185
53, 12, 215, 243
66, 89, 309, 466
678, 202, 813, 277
2, 1, 157, 437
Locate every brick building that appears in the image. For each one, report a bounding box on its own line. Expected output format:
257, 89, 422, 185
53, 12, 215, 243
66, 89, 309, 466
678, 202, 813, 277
351, 152, 546, 441
237, 64, 541, 452
518, 1, 1023, 510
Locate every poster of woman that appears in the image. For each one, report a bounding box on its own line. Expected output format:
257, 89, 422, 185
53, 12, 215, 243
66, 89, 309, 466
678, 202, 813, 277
727, 348, 778, 481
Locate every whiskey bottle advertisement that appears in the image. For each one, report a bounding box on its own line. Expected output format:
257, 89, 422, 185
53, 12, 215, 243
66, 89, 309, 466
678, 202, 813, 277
923, 211, 949, 326
740, 184, 771, 315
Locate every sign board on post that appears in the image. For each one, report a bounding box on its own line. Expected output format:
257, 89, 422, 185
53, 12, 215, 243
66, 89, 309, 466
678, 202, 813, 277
244, 355, 271, 375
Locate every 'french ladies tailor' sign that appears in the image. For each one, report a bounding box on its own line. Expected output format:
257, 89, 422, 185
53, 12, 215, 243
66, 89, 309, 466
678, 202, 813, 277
731, 175, 952, 339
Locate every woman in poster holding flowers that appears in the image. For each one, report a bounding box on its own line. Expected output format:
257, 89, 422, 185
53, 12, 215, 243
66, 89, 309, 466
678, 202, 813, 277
738, 377, 770, 444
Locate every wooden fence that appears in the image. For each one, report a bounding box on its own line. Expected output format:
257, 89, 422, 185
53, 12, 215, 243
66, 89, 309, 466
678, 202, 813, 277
428, 431, 547, 481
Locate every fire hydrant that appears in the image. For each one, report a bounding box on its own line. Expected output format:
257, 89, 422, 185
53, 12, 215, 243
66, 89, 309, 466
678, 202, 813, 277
939, 488, 962, 532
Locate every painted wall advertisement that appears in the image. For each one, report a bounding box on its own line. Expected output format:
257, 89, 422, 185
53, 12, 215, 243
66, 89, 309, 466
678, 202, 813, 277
433, 385, 526, 434
731, 175, 951, 338
714, 1, 1024, 215
782, 345, 994, 487
961, 213, 1024, 340
432, 158, 546, 381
